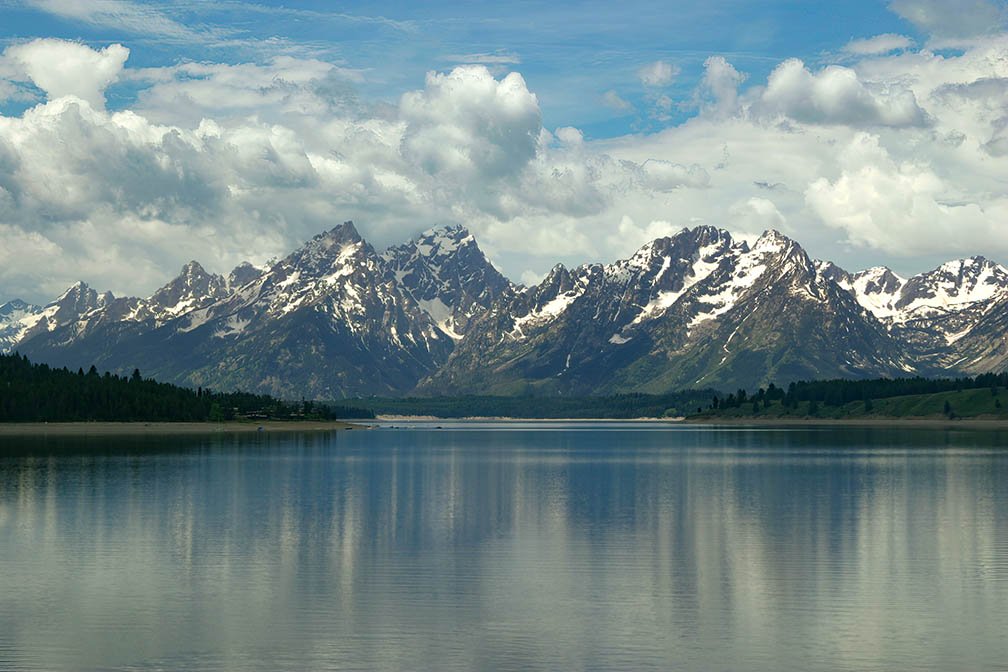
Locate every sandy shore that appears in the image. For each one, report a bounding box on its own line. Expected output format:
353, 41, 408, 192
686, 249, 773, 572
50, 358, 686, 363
0, 420, 364, 436
683, 416, 1008, 429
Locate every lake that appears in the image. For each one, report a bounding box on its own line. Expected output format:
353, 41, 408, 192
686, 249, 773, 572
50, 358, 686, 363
1, 421, 1007, 671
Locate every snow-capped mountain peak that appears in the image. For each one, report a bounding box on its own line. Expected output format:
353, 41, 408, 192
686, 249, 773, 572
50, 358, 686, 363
384, 224, 512, 338
6, 221, 1008, 397
0, 299, 44, 353
144, 261, 229, 319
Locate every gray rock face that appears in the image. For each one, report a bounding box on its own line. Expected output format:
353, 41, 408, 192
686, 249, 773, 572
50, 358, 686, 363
421, 227, 911, 394
382, 224, 514, 338
6, 223, 1008, 396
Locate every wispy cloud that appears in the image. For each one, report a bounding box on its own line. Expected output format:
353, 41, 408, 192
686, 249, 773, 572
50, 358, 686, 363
23, 0, 225, 42
174, 0, 419, 33
602, 89, 634, 111
442, 50, 521, 65
637, 60, 679, 87
842, 33, 914, 55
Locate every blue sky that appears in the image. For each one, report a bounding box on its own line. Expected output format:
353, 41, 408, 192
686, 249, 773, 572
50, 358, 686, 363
1, 0, 1007, 301
1, 0, 916, 135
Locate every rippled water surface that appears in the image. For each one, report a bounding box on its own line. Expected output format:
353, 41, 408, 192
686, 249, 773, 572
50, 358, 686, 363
2, 422, 1008, 671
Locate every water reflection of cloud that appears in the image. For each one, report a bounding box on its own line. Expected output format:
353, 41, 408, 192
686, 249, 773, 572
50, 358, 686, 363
0, 428, 1006, 669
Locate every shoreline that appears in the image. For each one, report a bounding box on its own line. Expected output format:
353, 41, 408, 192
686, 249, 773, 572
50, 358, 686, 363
375, 415, 683, 422
683, 416, 1008, 429
7, 416, 1007, 435
377, 414, 1008, 429
0, 420, 364, 436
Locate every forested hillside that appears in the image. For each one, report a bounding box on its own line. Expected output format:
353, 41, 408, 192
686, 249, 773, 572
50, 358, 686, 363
0, 353, 371, 422
692, 373, 1008, 420
340, 391, 715, 419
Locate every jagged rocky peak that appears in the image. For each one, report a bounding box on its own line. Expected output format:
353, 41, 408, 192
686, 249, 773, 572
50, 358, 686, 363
0, 299, 45, 353
146, 260, 228, 316
384, 223, 507, 285
895, 256, 1008, 314
0, 299, 41, 318
316, 220, 364, 248
751, 228, 805, 259
628, 225, 733, 264
227, 262, 265, 288
384, 223, 513, 337
285, 221, 368, 271
249, 221, 377, 304
607, 226, 739, 292
815, 260, 851, 284
535, 263, 575, 297
852, 266, 906, 295
54, 281, 107, 313
409, 223, 476, 256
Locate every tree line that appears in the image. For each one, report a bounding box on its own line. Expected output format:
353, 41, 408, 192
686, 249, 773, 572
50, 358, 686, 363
0, 353, 372, 422
708, 373, 1008, 414
340, 390, 716, 419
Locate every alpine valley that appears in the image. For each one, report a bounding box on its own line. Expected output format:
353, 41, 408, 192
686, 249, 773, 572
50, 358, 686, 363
3, 222, 1007, 398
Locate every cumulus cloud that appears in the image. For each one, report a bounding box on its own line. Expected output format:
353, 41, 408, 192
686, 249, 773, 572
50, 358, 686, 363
889, 0, 1006, 39
805, 133, 1007, 254
729, 197, 787, 233
400, 66, 541, 180
554, 127, 584, 146
2, 39, 129, 109
696, 56, 746, 116
757, 59, 927, 127
3, 35, 1008, 303
843, 34, 914, 55
638, 60, 679, 87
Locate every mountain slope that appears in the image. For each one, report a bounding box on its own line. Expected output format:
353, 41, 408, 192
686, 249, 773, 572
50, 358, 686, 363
421, 228, 909, 394
18, 223, 454, 398
6, 222, 1008, 397
382, 224, 514, 338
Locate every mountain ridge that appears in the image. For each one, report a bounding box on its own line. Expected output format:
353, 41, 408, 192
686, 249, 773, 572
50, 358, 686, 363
4, 222, 1007, 397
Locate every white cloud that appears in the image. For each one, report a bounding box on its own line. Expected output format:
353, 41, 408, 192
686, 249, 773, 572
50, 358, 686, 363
2, 39, 129, 109
889, 0, 1006, 39
555, 127, 584, 146
805, 132, 1007, 254
697, 56, 746, 116
638, 60, 679, 87
607, 215, 680, 251
602, 90, 633, 111
637, 160, 710, 191
757, 59, 927, 127
3, 36, 1008, 303
400, 66, 541, 180
729, 197, 787, 232
25, 0, 222, 42
843, 34, 914, 55
129, 56, 360, 126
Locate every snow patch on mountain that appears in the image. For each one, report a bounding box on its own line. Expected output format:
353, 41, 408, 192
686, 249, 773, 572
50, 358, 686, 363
510, 283, 584, 338
630, 240, 727, 326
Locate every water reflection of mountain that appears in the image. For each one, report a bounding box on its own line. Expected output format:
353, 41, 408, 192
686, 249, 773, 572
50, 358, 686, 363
1, 426, 1007, 670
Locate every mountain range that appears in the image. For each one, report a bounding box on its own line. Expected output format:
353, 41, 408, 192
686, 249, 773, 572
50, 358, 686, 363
3, 222, 1006, 398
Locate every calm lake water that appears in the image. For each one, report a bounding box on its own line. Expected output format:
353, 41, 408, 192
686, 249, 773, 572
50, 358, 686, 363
1, 422, 1008, 671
